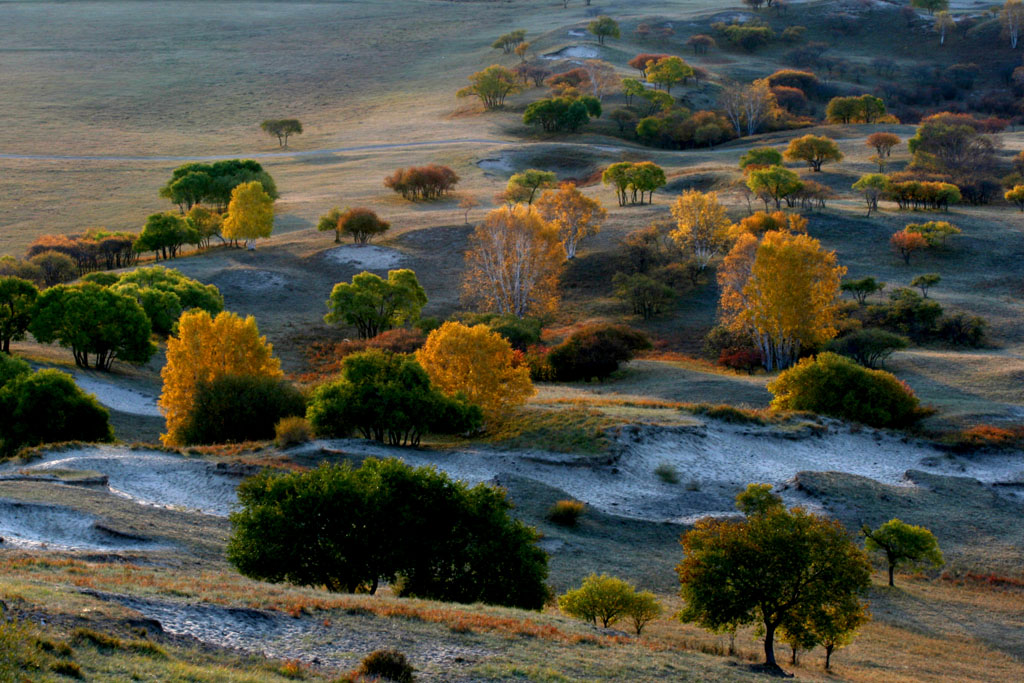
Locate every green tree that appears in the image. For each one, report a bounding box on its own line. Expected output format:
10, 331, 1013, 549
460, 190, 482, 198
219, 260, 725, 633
588, 16, 620, 45
338, 207, 390, 244
491, 29, 526, 54
260, 119, 302, 147
613, 272, 675, 319
457, 65, 522, 109
910, 273, 941, 297
558, 574, 639, 628
325, 269, 427, 339
0, 365, 113, 456
785, 134, 844, 172
28, 251, 76, 287
222, 181, 274, 245
185, 205, 223, 248
863, 519, 944, 587
115, 266, 224, 318
548, 324, 650, 381
678, 484, 872, 672
134, 213, 199, 260
841, 276, 885, 305
826, 328, 908, 369
30, 284, 156, 371
626, 591, 663, 636
912, 0, 948, 15
503, 169, 557, 204
317, 207, 345, 243
159, 160, 277, 212
852, 173, 890, 215
739, 147, 783, 170
747, 166, 803, 210
768, 352, 923, 428
176, 374, 306, 445
646, 56, 692, 94
0, 277, 39, 353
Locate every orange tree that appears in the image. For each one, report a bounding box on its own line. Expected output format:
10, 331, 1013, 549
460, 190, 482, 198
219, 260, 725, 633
416, 321, 534, 423
534, 183, 607, 259
159, 310, 282, 445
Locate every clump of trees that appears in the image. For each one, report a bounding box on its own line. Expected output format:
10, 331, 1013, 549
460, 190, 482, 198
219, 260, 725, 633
325, 269, 427, 339
588, 16, 619, 45
558, 574, 662, 635
159, 160, 278, 213
0, 354, 113, 457
306, 349, 481, 446
260, 119, 302, 147
547, 324, 650, 381
601, 161, 666, 206
0, 277, 38, 354
384, 165, 459, 200
227, 457, 547, 608
679, 484, 871, 672
134, 213, 199, 260
523, 95, 600, 133
26, 230, 139, 277
768, 352, 925, 428
457, 65, 522, 109
824, 95, 887, 124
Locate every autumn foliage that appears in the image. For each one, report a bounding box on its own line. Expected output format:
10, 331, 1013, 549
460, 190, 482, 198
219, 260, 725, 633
384, 165, 459, 200
159, 310, 283, 445
534, 183, 607, 259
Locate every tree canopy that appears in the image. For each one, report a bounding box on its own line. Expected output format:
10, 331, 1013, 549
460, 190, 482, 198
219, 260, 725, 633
159, 159, 278, 212
260, 119, 302, 147
0, 277, 39, 354
325, 269, 427, 339
863, 519, 944, 586
222, 181, 274, 244
457, 65, 522, 109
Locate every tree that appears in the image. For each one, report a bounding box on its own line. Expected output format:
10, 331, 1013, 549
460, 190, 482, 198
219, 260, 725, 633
492, 29, 526, 54
222, 181, 274, 245
785, 135, 843, 172
588, 16, 619, 45
808, 596, 870, 670
739, 147, 783, 170
325, 270, 427, 339
769, 352, 923, 427
1001, 0, 1024, 48
462, 204, 563, 317
176, 375, 305, 445
548, 324, 651, 381
720, 80, 776, 137
911, 273, 941, 297
134, 212, 198, 260
646, 56, 693, 94
841, 276, 885, 305
534, 183, 606, 258
337, 207, 390, 244
457, 65, 522, 109
503, 169, 557, 205
112, 266, 223, 336
0, 277, 38, 353
863, 519, 944, 586
627, 53, 670, 77
0, 256, 44, 287
612, 272, 675, 319
670, 191, 732, 269
629, 161, 667, 205
28, 251, 76, 287
159, 160, 278, 213
384, 165, 459, 200
558, 574, 639, 628
0, 363, 113, 456
866, 132, 901, 159
719, 230, 845, 370
30, 284, 155, 371
185, 205, 223, 248
825, 95, 886, 124
890, 229, 929, 264
826, 328, 909, 369
626, 591, 663, 636
746, 166, 803, 210
459, 196, 480, 223
416, 321, 534, 423
159, 310, 282, 446
306, 350, 481, 446
852, 174, 890, 216
687, 34, 716, 54
260, 119, 302, 147
934, 11, 954, 45
907, 112, 995, 182
678, 484, 872, 672
317, 207, 345, 243
1006, 185, 1024, 211
912, 0, 948, 14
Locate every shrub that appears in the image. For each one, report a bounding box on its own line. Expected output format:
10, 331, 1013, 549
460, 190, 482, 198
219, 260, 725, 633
826, 328, 909, 369
768, 352, 924, 428
936, 312, 986, 347
275, 416, 312, 448
718, 348, 762, 374
357, 650, 415, 683
547, 499, 586, 526
175, 375, 306, 445
612, 272, 675, 319
558, 574, 660, 633
485, 315, 543, 351
654, 462, 680, 484
865, 288, 943, 342
50, 661, 84, 679
690, 403, 765, 425
548, 324, 651, 382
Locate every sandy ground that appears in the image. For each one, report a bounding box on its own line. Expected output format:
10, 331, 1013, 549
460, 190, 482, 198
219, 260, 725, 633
0, 498, 164, 551
73, 373, 161, 417
323, 244, 407, 271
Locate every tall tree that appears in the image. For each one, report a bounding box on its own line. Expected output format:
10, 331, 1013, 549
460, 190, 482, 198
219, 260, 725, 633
325, 270, 427, 339
1001, 0, 1024, 47
720, 80, 776, 137
669, 190, 732, 268
503, 170, 557, 205
535, 183, 607, 258
679, 484, 871, 672
863, 519, 944, 586
588, 16, 620, 45
746, 166, 803, 210
260, 119, 303, 147
646, 56, 693, 94
222, 181, 274, 245
462, 204, 563, 317
457, 65, 522, 109
784, 135, 844, 172
134, 212, 199, 260
934, 11, 955, 45
159, 310, 282, 446
0, 277, 39, 353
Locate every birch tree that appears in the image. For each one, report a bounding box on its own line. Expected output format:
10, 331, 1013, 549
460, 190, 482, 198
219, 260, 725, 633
669, 190, 732, 269
535, 183, 607, 259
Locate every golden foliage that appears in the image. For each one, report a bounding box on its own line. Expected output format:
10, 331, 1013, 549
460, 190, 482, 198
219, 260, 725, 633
535, 183, 607, 259
462, 204, 564, 317
416, 321, 534, 423
159, 310, 282, 445
222, 181, 274, 242
669, 190, 732, 268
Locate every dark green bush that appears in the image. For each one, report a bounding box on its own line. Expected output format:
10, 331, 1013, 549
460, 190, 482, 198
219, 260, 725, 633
461, 313, 543, 351
548, 324, 651, 382
768, 352, 924, 429
826, 328, 909, 369
227, 458, 549, 609
175, 374, 306, 445
306, 349, 481, 446
936, 312, 987, 347
612, 272, 675, 319
358, 650, 414, 683
864, 288, 986, 347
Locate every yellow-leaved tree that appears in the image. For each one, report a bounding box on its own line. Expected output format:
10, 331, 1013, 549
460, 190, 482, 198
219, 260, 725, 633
416, 321, 534, 423
462, 204, 564, 317
718, 229, 845, 370
159, 310, 282, 445
669, 190, 733, 269
535, 183, 608, 259
222, 180, 274, 245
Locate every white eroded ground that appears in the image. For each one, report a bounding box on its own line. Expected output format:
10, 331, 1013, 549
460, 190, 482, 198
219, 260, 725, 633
72, 373, 162, 417
323, 244, 406, 270
0, 498, 164, 551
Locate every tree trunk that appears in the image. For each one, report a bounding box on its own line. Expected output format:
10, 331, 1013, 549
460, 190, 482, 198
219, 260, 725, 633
825, 644, 834, 670
764, 623, 778, 668
888, 563, 895, 586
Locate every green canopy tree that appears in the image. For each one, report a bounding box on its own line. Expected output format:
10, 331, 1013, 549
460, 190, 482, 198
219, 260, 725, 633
588, 15, 620, 45
747, 166, 803, 210
337, 207, 390, 244
134, 213, 199, 260
785, 134, 844, 172
317, 207, 346, 243
646, 56, 693, 94
863, 519, 944, 587
0, 277, 39, 353
457, 65, 522, 109
159, 160, 278, 212
260, 119, 303, 147
503, 169, 557, 204
325, 269, 427, 339
29, 284, 156, 371
739, 147, 783, 170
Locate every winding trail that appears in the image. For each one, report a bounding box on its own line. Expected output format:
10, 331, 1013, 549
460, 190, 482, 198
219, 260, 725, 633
0, 139, 511, 163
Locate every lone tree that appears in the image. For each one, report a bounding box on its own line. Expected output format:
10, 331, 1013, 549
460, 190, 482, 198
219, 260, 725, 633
492, 29, 526, 54
325, 269, 427, 339
841, 276, 885, 305
866, 132, 901, 158
911, 273, 941, 298
588, 15, 620, 45
502, 169, 557, 205
863, 519, 944, 587
912, 0, 948, 14
457, 65, 522, 109
260, 119, 303, 147
678, 484, 872, 673
337, 207, 390, 244
852, 174, 889, 216
785, 134, 844, 172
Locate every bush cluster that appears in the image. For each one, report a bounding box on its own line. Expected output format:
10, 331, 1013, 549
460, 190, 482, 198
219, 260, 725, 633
558, 573, 662, 635
384, 165, 459, 200
547, 324, 651, 382
864, 288, 986, 346
175, 374, 306, 446
27, 229, 138, 277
